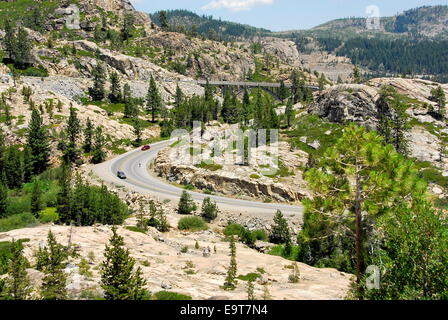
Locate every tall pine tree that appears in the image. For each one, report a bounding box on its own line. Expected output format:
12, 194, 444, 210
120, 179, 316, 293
27, 108, 50, 175
100, 226, 148, 300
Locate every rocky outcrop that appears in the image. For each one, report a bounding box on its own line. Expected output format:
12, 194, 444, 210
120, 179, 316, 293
308, 78, 448, 170
309, 84, 380, 129
259, 37, 302, 67
1, 223, 352, 300
153, 141, 310, 203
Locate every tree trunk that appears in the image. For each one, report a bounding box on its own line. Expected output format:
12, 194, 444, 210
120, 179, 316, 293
355, 166, 365, 298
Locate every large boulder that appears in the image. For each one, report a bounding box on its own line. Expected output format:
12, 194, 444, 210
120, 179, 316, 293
309, 84, 379, 129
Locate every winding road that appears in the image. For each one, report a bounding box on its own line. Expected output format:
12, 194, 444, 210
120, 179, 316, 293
93, 140, 304, 218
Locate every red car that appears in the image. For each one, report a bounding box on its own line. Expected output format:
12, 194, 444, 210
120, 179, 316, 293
141, 145, 151, 151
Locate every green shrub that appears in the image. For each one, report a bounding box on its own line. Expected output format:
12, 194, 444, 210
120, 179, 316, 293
200, 197, 219, 222
224, 223, 265, 247
0, 213, 37, 232
152, 291, 192, 300
224, 223, 246, 238
178, 216, 208, 232
252, 229, 268, 241
268, 244, 300, 261
39, 207, 59, 223
6, 196, 31, 216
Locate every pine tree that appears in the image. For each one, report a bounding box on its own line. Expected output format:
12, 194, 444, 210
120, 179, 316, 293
2, 23, 32, 70
362, 199, 448, 300
39, 231, 68, 300
221, 90, 240, 124
22, 145, 33, 183
262, 284, 271, 300
14, 27, 32, 69
290, 70, 302, 104
175, 84, 183, 109
27, 108, 50, 175
124, 99, 138, 118
430, 86, 446, 116
146, 75, 161, 122
30, 179, 43, 218
353, 66, 362, 84
28, 6, 45, 32
159, 11, 169, 30
109, 72, 122, 103
121, 13, 135, 42
4, 240, 31, 300
278, 81, 289, 102
223, 235, 237, 290
64, 107, 81, 164
247, 280, 255, 300
242, 88, 251, 125
318, 74, 327, 92
122, 83, 132, 104
201, 197, 219, 222
132, 119, 142, 146
300, 124, 428, 286
136, 200, 147, 231
89, 63, 106, 101
56, 165, 72, 224
0, 180, 8, 219
269, 210, 291, 244
376, 86, 410, 155
156, 208, 170, 233
91, 126, 106, 164
177, 191, 197, 215
285, 97, 294, 128
83, 118, 94, 153
100, 226, 148, 300
3, 19, 16, 62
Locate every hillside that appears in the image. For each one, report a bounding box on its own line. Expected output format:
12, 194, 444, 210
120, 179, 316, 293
149, 9, 271, 41
310, 5, 448, 39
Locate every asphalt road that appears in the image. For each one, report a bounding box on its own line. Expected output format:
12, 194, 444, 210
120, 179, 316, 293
93, 140, 304, 218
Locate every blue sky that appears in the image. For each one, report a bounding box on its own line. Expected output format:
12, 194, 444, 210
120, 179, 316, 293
130, 0, 448, 31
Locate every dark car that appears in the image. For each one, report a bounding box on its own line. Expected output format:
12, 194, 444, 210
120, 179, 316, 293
117, 171, 127, 179
141, 145, 151, 151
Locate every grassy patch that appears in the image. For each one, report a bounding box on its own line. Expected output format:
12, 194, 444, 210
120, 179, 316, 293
195, 161, 223, 171
237, 272, 262, 282
0, 213, 38, 232
178, 216, 208, 232
0, 0, 59, 24
285, 114, 344, 158
268, 244, 300, 261
125, 226, 147, 234
152, 291, 192, 301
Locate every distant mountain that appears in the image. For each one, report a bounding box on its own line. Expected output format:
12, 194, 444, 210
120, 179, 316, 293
311, 5, 448, 39
149, 9, 271, 41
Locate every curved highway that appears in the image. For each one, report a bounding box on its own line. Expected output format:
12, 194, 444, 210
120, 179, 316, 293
93, 140, 304, 218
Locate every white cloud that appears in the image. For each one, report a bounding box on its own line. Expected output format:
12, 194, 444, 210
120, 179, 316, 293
201, 0, 274, 12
